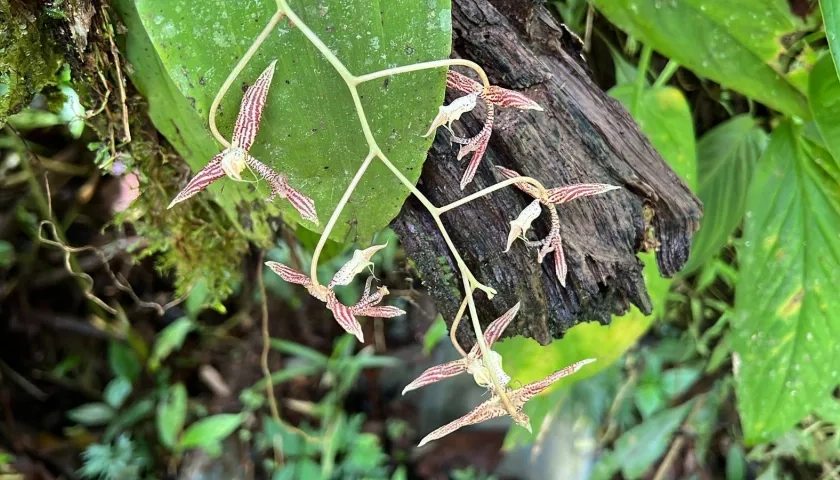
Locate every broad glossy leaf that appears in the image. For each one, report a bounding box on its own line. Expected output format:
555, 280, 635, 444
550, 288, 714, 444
497, 251, 671, 446
610, 85, 697, 191
733, 121, 840, 444
592, 0, 809, 118
821, 0, 840, 83
809, 54, 840, 164
683, 115, 768, 273
131, 0, 451, 243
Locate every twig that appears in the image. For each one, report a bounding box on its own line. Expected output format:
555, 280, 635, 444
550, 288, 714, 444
102, 8, 131, 142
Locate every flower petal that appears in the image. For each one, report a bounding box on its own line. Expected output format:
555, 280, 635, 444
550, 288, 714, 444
232, 60, 277, 151
483, 302, 520, 347
418, 396, 507, 447
265, 262, 312, 286
552, 236, 568, 287
328, 298, 364, 342
422, 93, 478, 138
512, 359, 596, 404
545, 183, 620, 204
483, 85, 543, 111
358, 305, 406, 318
446, 70, 483, 94
167, 151, 227, 209
457, 117, 493, 189
329, 243, 388, 288
466, 349, 511, 389
402, 359, 467, 395
505, 199, 542, 252
495, 166, 542, 199
244, 155, 319, 224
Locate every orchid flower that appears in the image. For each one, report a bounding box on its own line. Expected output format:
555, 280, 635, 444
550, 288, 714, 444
264, 243, 404, 342
417, 358, 596, 447
167, 61, 318, 225
424, 70, 544, 190
402, 302, 520, 395
496, 166, 620, 287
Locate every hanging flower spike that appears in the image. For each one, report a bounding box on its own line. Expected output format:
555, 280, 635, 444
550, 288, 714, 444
417, 358, 596, 447
425, 70, 545, 189
505, 199, 542, 252
402, 302, 520, 395
168, 61, 319, 225
329, 242, 389, 288
495, 166, 620, 286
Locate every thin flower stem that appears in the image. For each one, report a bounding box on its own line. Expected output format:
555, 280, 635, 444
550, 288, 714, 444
354, 59, 490, 88
438, 176, 547, 214
309, 150, 376, 284
449, 296, 470, 358
208, 11, 285, 147
462, 275, 518, 417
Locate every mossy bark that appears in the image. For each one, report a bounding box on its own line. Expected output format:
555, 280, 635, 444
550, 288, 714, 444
392, 0, 703, 346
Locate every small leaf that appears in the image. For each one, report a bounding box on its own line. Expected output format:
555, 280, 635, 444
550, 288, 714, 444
821, 0, 840, 83
423, 314, 448, 355
726, 444, 747, 480
178, 414, 243, 450
683, 115, 768, 273
634, 383, 665, 419
103, 377, 133, 409
269, 339, 329, 366
592, 0, 808, 117
157, 383, 188, 449
733, 121, 840, 444
612, 401, 694, 479
68, 403, 115, 426
148, 317, 195, 371
108, 341, 141, 382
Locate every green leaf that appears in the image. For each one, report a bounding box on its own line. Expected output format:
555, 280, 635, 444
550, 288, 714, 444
821, 0, 840, 83
683, 115, 768, 273
269, 339, 329, 365
595, 401, 694, 480
178, 413, 243, 450
610, 85, 697, 191
108, 342, 141, 382
103, 377, 133, 409
157, 383, 188, 449
809, 54, 840, 164
423, 314, 448, 354
128, 0, 451, 243
726, 444, 747, 480
68, 403, 115, 426
0, 240, 15, 268
592, 0, 809, 118
497, 251, 671, 445
732, 121, 840, 444
148, 317, 195, 371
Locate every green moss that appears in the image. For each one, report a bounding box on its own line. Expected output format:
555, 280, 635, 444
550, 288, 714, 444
0, 0, 64, 127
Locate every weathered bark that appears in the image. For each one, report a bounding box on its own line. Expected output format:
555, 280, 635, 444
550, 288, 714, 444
391, 0, 702, 346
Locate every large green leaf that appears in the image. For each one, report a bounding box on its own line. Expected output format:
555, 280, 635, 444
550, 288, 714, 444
591, 0, 809, 118
610, 85, 697, 191
496, 251, 671, 446
129, 0, 450, 243
821, 0, 840, 83
683, 115, 768, 273
809, 54, 840, 163
732, 121, 840, 444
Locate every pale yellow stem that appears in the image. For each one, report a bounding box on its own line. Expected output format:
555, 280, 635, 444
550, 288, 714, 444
354, 59, 490, 88
438, 176, 547, 214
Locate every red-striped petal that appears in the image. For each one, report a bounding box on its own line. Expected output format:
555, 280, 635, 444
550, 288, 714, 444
232, 60, 276, 151
513, 359, 596, 404
328, 298, 364, 342
495, 166, 542, 199
402, 359, 467, 395
545, 183, 620, 204
167, 152, 227, 209
417, 396, 507, 447
446, 70, 483, 94
359, 305, 406, 318
285, 185, 319, 225
482, 86, 543, 111
264, 262, 312, 286
482, 302, 520, 347
244, 155, 319, 225
552, 236, 567, 287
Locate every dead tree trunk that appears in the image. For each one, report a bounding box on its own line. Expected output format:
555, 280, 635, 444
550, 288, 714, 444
391, 0, 702, 346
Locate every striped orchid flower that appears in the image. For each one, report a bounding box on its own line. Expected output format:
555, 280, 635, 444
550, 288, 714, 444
167, 61, 318, 225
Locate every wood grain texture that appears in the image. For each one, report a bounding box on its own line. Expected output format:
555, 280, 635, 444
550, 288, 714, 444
391, 0, 702, 346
